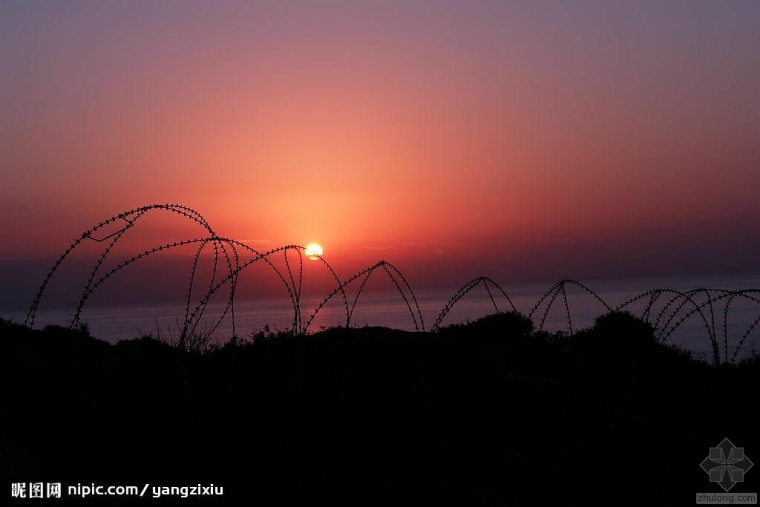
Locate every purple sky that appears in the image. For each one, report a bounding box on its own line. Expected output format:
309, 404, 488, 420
2, 1, 759, 310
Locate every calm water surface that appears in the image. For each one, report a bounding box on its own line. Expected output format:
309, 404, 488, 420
7, 273, 760, 363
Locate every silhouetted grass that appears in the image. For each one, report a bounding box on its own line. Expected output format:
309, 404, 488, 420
3, 312, 759, 505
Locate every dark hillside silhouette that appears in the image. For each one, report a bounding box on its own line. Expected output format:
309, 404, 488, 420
5, 204, 759, 504
3, 312, 759, 505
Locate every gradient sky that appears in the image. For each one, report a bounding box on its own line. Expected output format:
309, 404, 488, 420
2, 0, 760, 306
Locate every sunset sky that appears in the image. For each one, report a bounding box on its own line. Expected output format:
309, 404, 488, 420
2, 1, 759, 308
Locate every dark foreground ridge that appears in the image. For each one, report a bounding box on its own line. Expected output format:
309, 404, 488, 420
3, 313, 759, 505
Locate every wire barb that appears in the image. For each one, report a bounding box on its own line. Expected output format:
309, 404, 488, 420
23, 204, 760, 364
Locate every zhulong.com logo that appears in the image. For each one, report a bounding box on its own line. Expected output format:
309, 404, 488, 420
700, 438, 754, 492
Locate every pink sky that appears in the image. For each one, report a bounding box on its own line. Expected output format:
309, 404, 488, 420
2, 1, 759, 308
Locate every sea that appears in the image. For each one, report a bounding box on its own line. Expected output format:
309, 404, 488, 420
6, 273, 760, 364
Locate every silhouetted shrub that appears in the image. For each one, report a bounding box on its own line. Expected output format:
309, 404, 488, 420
3, 312, 759, 505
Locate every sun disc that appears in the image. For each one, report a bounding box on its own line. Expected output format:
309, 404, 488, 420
304, 243, 323, 260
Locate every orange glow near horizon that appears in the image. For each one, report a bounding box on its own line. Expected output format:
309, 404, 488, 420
2, 2, 760, 289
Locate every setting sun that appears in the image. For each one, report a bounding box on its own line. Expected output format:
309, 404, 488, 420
304, 243, 323, 260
